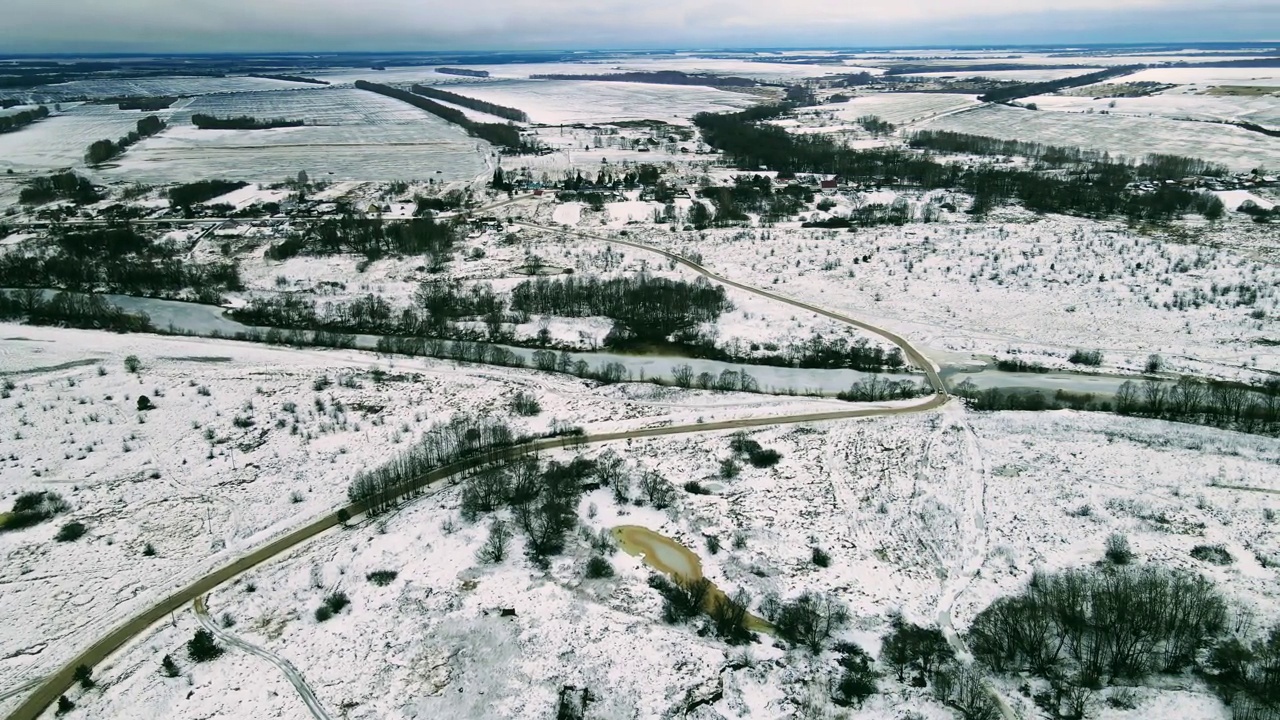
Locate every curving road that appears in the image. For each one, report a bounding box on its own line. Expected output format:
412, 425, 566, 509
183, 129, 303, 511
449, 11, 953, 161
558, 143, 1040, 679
193, 596, 333, 720
6, 205, 956, 720
513, 220, 947, 394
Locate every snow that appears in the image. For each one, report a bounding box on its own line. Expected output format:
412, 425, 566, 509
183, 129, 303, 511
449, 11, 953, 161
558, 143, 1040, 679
1, 75, 305, 103
1104, 67, 1280, 87
419, 80, 755, 125
800, 93, 981, 127
0, 103, 174, 173
1024, 91, 1280, 128
919, 103, 1280, 171
912, 68, 1107, 82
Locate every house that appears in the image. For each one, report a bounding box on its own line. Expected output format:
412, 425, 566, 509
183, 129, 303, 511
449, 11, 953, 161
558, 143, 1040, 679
820, 179, 839, 191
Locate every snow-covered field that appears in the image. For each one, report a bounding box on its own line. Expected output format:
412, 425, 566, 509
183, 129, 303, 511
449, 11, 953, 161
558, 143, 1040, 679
3, 75, 305, 103
918, 103, 1280, 171
0, 322, 859, 718
1025, 90, 1280, 128
799, 93, 981, 128
68, 400, 1280, 720
426, 80, 756, 125
92, 88, 490, 184
0, 103, 173, 172
910, 68, 1106, 82
613, 213, 1280, 381
1101, 67, 1280, 88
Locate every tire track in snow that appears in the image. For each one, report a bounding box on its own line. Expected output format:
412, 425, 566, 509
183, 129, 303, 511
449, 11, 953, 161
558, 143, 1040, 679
193, 595, 333, 720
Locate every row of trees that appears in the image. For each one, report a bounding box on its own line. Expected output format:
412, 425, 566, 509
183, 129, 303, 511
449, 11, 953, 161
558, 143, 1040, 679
510, 273, 732, 345
353, 80, 532, 152
248, 73, 329, 85
0, 105, 48, 134
435, 67, 489, 78
168, 180, 248, 208
693, 106, 1227, 222
1114, 376, 1280, 436
347, 414, 521, 514
0, 289, 154, 333
85, 114, 166, 164
908, 130, 1228, 179
410, 84, 529, 122
977, 66, 1140, 103
191, 113, 304, 130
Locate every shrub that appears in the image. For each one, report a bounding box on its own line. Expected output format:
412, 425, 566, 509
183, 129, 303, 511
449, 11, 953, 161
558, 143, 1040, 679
1190, 544, 1233, 565
585, 555, 614, 578
74, 664, 94, 689
812, 546, 831, 567
136, 395, 154, 411
314, 606, 334, 622
124, 355, 141, 373
770, 592, 850, 652
1069, 349, 1104, 367
747, 448, 782, 468
161, 654, 180, 677
142, 542, 156, 556
56, 696, 74, 715
1, 491, 69, 531
719, 457, 740, 479
323, 590, 350, 614
510, 391, 542, 416
187, 629, 223, 662
366, 569, 398, 586
1105, 533, 1133, 565
55, 521, 87, 542
706, 535, 721, 555
683, 480, 710, 495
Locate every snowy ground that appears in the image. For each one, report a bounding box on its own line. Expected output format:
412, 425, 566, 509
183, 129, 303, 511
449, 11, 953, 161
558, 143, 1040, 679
0, 323, 850, 718
67, 401, 1280, 720
605, 210, 1280, 382
420, 80, 756, 125
918, 103, 1280, 171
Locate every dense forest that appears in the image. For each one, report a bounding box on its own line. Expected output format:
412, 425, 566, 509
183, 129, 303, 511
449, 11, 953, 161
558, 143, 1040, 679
435, 67, 489, 78
510, 274, 732, 346
248, 73, 329, 85
908, 130, 1228, 178
167, 180, 248, 208
268, 213, 459, 265
0, 105, 49, 134
0, 224, 240, 302
18, 172, 102, 205
968, 563, 1280, 719
0, 289, 154, 333
694, 106, 1227, 221
353, 80, 532, 152
410, 84, 529, 122
529, 70, 757, 87
85, 114, 166, 164
978, 66, 1141, 103
191, 113, 305, 130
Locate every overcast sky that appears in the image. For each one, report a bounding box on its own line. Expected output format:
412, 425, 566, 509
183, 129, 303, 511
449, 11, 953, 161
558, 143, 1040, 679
0, 0, 1275, 54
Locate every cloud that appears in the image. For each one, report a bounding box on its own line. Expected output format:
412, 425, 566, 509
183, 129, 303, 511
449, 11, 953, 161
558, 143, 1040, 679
0, 0, 1273, 52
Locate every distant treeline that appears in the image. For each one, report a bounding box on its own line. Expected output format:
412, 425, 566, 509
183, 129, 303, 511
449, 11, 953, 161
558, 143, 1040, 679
978, 66, 1141, 103
0, 289, 153, 333
694, 105, 1228, 222
85, 114, 166, 164
884, 62, 1108, 76
353, 80, 531, 152
0, 223, 240, 303
436, 67, 489, 78
530, 70, 757, 88
410, 84, 528, 122
0, 105, 48, 134
19, 172, 102, 205
908, 130, 1229, 179
249, 73, 329, 85
191, 113, 304, 130
96, 96, 179, 111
